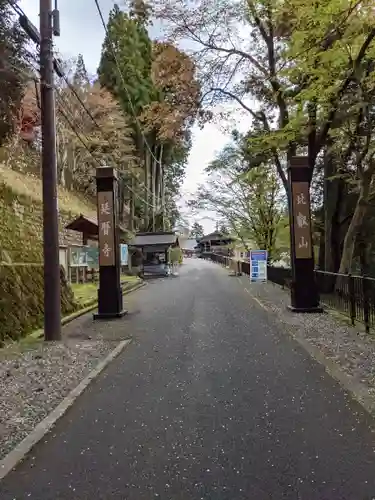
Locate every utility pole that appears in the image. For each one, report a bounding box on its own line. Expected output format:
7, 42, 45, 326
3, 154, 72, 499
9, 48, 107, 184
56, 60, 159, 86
40, 0, 61, 340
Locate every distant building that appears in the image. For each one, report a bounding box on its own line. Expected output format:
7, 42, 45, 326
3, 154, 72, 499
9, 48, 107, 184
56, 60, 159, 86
196, 232, 235, 255
179, 237, 198, 256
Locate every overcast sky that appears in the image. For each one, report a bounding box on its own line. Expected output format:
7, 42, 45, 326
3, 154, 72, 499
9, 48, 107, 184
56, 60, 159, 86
19, 0, 252, 233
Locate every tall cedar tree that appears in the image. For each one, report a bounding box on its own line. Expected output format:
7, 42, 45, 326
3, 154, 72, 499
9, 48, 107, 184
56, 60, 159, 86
0, 0, 28, 145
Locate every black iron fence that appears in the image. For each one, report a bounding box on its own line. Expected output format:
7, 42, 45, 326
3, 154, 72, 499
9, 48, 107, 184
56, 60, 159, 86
202, 252, 375, 333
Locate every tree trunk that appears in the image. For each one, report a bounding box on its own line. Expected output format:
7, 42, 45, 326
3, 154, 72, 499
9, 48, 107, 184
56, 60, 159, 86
117, 175, 127, 224
151, 147, 157, 232
155, 145, 163, 205
358, 228, 370, 276
328, 178, 349, 273
161, 174, 166, 231
323, 146, 334, 271
318, 225, 325, 270
129, 175, 135, 232
144, 147, 150, 231
338, 186, 369, 274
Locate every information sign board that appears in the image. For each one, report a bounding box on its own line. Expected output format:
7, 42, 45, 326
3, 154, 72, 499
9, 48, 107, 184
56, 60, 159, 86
250, 250, 268, 282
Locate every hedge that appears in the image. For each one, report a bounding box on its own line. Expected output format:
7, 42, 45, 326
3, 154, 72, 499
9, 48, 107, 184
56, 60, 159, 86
0, 264, 78, 344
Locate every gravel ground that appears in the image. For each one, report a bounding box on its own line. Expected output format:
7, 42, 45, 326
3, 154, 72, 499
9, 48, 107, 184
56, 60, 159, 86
241, 277, 375, 400
0, 339, 114, 460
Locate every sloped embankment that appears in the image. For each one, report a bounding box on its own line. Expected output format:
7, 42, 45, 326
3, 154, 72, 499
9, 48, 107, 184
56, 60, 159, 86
0, 166, 96, 341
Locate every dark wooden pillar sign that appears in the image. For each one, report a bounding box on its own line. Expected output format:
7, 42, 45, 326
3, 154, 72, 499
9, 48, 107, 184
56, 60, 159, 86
94, 166, 127, 320
288, 156, 323, 313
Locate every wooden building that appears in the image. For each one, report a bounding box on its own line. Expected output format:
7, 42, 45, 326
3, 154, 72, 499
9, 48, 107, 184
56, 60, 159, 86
128, 231, 180, 277
196, 232, 235, 255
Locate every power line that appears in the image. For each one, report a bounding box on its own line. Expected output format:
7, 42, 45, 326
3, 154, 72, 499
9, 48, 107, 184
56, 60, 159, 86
53, 97, 160, 209
92, 0, 162, 167
54, 70, 157, 201
2, 54, 160, 209
6, 52, 160, 207
10, 2, 165, 205
5, 2, 168, 214
54, 68, 102, 130
53, 94, 160, 209
51, 46, 158, 201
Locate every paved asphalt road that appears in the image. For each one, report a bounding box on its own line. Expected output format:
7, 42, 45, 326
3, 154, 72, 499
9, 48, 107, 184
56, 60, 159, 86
1, 259, 375, 499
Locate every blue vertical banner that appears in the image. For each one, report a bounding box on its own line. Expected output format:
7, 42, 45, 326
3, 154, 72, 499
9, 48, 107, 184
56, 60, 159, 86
250, 250, 268, 282
120, 244, 128, 265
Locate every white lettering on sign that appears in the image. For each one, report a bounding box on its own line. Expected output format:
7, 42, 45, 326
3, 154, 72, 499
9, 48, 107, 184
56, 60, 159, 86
296, 193, 307, 205
296, 212, 308, 228
102, 242, 112, 257
298, 236, 308, 249
100, 220, 111, 236
100, 201, 110, 216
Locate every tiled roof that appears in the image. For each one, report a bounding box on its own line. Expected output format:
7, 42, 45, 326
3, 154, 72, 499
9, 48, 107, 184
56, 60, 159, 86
199, 232, 234, 243
129, 232, 178, 247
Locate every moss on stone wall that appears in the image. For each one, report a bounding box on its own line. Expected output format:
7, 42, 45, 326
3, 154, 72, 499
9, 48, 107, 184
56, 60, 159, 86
0, 183, 43, 262
0, 170, 96, 263
0, 167, 95, 343
0, 264, 78, 344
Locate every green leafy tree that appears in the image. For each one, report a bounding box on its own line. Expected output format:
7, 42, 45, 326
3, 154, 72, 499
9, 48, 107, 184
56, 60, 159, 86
98, 3, 155, 228
0, 0, 29, 146
73, 54, 89, 87
190, 222, 204, 238
189, 142, 284, 261
157, 0, 375, 275
97, 3, 199, 233
98, 4, 154, 118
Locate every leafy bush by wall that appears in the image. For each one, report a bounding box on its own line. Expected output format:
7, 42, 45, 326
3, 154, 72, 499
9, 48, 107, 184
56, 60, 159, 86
0, 264, 78, 344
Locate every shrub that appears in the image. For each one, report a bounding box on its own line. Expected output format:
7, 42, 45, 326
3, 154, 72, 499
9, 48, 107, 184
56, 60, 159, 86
0, 264, 78, 344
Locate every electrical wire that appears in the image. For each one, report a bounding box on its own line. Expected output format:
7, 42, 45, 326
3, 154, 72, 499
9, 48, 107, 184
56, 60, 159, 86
5, 50, 155, 208
56, 92, 160, 209
5, 0, 27, 18
10, 5, 167, 214
54, 70, 158, 202
51, 47, 158, 202
2, 56, 159, 209
53, 94, 160, 209
4, 3, 169, 216
54, 68, 102, 131
92, 0, 162, 167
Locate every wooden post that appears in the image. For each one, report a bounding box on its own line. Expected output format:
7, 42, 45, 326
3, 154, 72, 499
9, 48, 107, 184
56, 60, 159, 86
288, 156, 323, 312
94, 166, 127, 320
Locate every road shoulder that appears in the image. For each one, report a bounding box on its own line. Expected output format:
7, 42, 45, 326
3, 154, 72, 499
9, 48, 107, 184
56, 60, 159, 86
0, 283, 145, 471
237, 275, 375, 416
0, 339, 131, 481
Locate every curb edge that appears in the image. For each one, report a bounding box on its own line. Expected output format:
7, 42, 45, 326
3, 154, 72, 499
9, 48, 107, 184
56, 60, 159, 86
240, 278, 375, 417
0, 338, 132, 481
33, 281, 146, 339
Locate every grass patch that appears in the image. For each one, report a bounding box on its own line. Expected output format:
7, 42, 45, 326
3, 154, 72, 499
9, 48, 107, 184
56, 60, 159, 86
71, 283, 98, 307
71, 275, 141, 307
121, 274, 140, 284
0, 275, 142, 353
0, 334, 43, 360
0, 165, 96, 217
